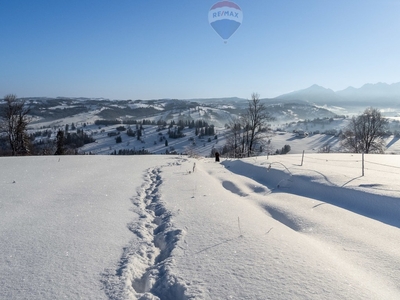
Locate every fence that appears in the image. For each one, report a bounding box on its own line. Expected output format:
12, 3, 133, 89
292, 152, 400, 177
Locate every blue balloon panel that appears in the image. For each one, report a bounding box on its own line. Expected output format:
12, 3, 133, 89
210, 19, 241, 41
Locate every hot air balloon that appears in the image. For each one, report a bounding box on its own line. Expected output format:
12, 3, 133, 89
208, 1, 243, 43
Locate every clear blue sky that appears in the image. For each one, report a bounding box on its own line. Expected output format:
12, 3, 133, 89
1, 0, 399, 100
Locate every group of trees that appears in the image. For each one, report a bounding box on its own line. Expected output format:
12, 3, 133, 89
195, 124, 215, 137
168, 126, 185, 139
0, 95, 31, 155
221, 95, 389, 157
276, 144, 291, 155
0, 94, 96, 155
110, 148, 150, 155
44, 128, 95, 155
223, 93, 273, 157
95, 118, 167, 126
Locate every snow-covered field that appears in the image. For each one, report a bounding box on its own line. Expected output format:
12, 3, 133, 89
1, 154, 400, 299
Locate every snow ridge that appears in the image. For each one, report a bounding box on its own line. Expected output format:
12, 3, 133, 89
221, 159, 400, 228
102, 167, 188, 300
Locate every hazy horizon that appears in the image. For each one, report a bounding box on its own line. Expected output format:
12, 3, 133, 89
4, 81, 400, 101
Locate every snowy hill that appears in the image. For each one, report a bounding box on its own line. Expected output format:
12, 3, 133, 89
1, 154, 400, 299
24, 97, 340, 128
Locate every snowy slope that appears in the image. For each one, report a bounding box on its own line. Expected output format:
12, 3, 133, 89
1, 154, 400, 299
0, 156, 167, 299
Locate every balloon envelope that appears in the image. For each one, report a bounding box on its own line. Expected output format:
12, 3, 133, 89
209, 1, 243, 42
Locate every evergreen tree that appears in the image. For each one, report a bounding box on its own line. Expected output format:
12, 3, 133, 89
126, 126, 136, 137
54, 130, 65, 155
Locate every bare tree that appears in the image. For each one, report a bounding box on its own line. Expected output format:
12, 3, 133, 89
225, 117, 245, 158
0, 94, 31, 156
224, 93, 273, 157
243, 93, 273, 157
340, 107, 387, 153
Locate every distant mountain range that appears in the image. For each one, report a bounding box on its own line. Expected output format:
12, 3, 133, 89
2, 82, 398, 135
273, 82, 400, 106
7, 82, 400, 107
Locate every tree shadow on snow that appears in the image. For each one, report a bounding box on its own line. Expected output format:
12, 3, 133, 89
386, 135, 400, 149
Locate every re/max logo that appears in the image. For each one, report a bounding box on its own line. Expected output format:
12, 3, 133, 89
212, 11, 239, 18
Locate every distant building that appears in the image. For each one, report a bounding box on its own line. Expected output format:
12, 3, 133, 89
296, 130, 309, 138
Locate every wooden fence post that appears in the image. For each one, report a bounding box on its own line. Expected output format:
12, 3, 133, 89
362, 152, 365, 176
